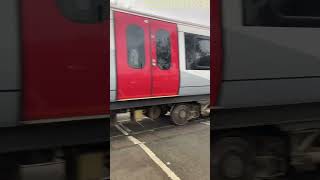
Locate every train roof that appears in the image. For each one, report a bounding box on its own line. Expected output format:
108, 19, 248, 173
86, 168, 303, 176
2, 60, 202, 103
110, 5, 210, 30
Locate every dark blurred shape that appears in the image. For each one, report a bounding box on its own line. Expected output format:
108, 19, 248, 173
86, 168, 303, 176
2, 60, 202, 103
243, 0, 320, 27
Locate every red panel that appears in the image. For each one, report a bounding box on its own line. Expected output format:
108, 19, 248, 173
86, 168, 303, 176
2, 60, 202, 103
150, 20, 179, 97
114, 12, 152, 100
21, 0, 108, 120
211, 0, 223, 107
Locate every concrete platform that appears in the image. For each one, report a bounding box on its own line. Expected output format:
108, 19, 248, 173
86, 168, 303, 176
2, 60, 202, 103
111, 120, 210, 180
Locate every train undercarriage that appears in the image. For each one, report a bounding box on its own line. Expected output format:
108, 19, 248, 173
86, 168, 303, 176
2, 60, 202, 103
111, 95, 210, 125
0, 119, 108, 180
212, 103, 320, 180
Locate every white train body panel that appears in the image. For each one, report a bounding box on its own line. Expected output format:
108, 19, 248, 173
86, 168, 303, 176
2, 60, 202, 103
178, 25, 210, 97
110, 10, 117, 103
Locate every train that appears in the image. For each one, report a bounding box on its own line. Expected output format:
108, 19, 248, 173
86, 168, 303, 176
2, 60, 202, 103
212, 0, 320, 179
0, 0, 108, 179
110, 6, 211, 125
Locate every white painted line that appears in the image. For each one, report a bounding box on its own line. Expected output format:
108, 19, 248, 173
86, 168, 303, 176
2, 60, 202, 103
114, 124, 129, 136
148, 117, 155, 122
127, 136, 181, 180
136, 121, 145, 127
201, 121, 210, 126
119, 123, 132, 132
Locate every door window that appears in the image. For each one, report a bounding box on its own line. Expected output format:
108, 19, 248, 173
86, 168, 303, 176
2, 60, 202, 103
56, 0, 107, 23
243, 0, 320, 27
156, 30, 171, 70
126, 25, 146, 69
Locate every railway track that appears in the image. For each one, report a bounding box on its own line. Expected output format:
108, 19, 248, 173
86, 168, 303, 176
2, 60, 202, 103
110, 115, 209, 138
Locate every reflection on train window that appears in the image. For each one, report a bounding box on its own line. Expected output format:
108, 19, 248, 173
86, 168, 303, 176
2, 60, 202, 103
126, 25, 145, 69
243, 0, 320, 27
56, 0, 107, 23
156, 30, 171, 70
185, 33, 210, 70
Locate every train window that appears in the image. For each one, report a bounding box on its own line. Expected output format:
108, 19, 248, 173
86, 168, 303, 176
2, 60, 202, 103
243, 0, 320, 27
185, 33, 210, 70
126, 25, 146, 69
156, 30, 171, 70
56, 0, 107, 24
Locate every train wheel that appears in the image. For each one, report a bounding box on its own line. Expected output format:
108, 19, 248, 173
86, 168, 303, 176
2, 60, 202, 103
144, 106, 162, 120
170, 104, 191, 125
213, 137, 255, 180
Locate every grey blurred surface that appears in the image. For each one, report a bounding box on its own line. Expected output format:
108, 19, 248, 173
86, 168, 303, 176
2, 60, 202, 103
0, 0, 20, 91
21, 161, 65, 180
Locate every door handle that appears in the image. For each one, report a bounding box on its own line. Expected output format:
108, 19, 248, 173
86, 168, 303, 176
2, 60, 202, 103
152, 59, 156, 66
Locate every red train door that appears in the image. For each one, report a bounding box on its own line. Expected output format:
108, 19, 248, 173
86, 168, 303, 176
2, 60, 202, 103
115, 12, 152, 100
150, 20, 179, 97
115, 12, 179, 100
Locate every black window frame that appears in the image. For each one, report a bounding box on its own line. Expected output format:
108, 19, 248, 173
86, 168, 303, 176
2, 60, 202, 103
156, 29, 171, 70
185, 33, 210, 71
56, 0, 107, 24
243, 0, 320, 28
126, 24, 146, 69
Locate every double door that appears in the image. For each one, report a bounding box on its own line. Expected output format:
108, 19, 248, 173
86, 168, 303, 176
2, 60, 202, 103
114, 12, 180, 100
